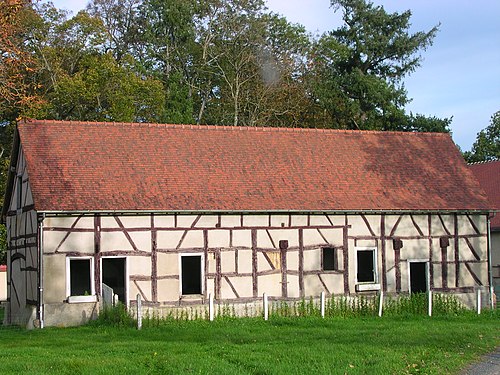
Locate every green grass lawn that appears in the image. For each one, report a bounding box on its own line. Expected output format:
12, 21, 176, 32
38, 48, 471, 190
0, 311, 498, 374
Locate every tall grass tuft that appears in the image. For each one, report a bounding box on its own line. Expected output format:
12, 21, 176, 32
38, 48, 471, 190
432, 293, 467, 315
384, 292, 467, 317
91, 303, 136, 327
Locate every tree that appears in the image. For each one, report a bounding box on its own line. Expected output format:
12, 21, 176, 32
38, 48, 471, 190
400, 113, 452, 133
138, 0, 200, 123
86, 0, 142, 62
191, 0, 311, 127
242, 13, 311, 127
0, 0, 42, 212
0, 0, 42, 116
205, 0, 268, 126
24, 3, 165, 122
309, 0, 439, 130
464, 111, 500, 163
47, 53, 165, 122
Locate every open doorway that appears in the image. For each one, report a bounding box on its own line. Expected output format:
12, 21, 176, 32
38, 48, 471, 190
408, 261, 428, 294
102, 257, 127, 303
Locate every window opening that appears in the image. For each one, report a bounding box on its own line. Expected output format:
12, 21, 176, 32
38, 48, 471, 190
409, 262, 427, 294
357, 249, 376, 283
322, 247, 337, 271
181, 255, 202, 295
69, 259, 92, 296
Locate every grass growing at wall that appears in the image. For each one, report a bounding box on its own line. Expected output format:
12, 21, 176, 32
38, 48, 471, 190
0, 311, 498, 374
90, 303, 136, 328
269, 293, 469, 319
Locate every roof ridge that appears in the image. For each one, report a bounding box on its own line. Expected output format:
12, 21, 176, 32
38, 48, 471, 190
22, 118, 451, 137
468, 159, 500, 165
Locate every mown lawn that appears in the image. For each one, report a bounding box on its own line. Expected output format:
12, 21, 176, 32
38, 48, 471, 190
0, 311, 498, 375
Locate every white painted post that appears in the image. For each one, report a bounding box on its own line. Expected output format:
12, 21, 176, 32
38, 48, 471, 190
490, 286, 495, 310
477, 289, 481, 315
209, 293, 214, 321
136, 293, 142, 330
263, 293, 268, 321
113, 294, 119, 307
320, 291, 325, 318
428, 290, 432, 317
378, 291, 384, 317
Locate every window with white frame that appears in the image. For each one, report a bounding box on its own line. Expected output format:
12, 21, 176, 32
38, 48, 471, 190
356, 248, 377, 283
180, 254, 203, 295
66, 257, 95, 302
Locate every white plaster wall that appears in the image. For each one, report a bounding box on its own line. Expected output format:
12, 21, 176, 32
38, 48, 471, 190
43, 256, 66, 303
35, 212, 491, 327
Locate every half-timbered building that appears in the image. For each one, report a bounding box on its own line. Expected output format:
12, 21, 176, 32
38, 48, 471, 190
469, 160, 500, 300
2, 119, 494, 327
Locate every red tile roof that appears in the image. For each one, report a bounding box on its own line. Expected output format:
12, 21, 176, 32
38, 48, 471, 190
469, 161, 500, 230
16, 119, 491, 213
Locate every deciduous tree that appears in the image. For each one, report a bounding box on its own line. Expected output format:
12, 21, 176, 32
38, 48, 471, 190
464, 111, 500, 162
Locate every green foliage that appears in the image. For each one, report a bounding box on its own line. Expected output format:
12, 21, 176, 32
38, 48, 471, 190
162, 72, 194, 124
47, 53, 165, 122
400, 113, 452, 133
464, 111, 500, 162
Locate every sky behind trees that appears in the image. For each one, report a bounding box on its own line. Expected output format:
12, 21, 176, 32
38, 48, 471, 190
51, 0, 500, 151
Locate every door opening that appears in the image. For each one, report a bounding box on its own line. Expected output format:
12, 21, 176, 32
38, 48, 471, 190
102, 258, 126, 303
409, 261, 427, 294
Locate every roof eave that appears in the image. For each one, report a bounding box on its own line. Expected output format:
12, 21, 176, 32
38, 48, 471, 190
37, 208, 494, 217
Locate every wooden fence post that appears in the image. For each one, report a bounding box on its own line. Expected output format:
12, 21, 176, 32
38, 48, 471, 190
428, 290, 432, 317
136, 293, 142, 330
477, 289, 481, 315
320, 291, 325, 318
209, 293, 214, 321
263, 293, 268, 321
490, 286, 494, 310
378, 291, 384, 317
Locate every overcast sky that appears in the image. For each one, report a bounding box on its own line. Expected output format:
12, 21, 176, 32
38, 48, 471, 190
50, 0, 500, 151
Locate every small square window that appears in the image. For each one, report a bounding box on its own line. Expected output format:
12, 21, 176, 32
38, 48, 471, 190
66, 257, 95, 302
322, 247, 338, 271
